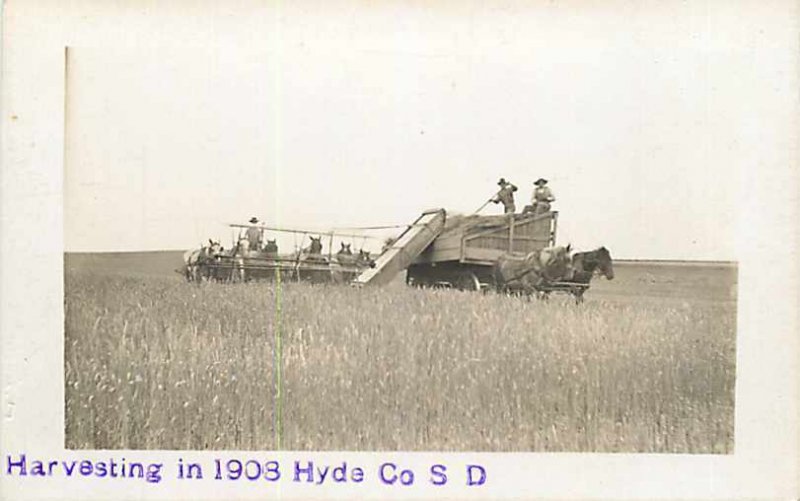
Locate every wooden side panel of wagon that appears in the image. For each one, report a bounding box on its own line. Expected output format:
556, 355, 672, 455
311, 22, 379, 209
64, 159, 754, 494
412, 212, 557, 264
407, 211, 558, 290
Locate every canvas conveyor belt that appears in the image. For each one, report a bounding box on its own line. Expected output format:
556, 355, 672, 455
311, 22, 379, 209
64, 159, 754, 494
353, 209, 446, 286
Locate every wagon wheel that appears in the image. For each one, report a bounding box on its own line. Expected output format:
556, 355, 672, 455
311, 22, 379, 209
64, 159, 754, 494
455, 270, 482, 291
407, 265, 435, 288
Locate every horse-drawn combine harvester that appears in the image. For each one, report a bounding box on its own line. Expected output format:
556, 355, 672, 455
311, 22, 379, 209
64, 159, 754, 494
183, 206, 614, 300
183, 225, 379, 284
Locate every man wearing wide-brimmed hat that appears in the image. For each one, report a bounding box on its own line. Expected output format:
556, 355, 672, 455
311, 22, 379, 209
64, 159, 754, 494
245, 216, 263, 251
491, 178, 518, 214
531, 178, 555, 215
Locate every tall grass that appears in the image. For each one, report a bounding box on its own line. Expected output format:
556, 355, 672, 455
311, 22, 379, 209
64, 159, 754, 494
64, 272, 735, 453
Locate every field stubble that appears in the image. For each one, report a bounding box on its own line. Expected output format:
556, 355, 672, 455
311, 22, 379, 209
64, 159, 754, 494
65, 271, 735, 453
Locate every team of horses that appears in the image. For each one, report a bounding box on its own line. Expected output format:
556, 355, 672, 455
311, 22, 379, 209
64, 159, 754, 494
494, 245, 614, 299
182, 236, 376, 283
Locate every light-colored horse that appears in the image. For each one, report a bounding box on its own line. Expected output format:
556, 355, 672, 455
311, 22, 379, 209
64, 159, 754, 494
182, 239, 223, 281
494, 244, 572, 294
228, 236, 251, 282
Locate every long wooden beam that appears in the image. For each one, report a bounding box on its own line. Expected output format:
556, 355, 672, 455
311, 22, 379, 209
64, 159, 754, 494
227, 223, 381, 240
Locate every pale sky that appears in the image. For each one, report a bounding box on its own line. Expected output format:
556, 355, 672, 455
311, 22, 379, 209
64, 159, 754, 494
63, 2, 792, 260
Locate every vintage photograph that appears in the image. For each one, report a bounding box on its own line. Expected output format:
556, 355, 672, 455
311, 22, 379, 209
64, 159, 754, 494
63, 8, 739, 454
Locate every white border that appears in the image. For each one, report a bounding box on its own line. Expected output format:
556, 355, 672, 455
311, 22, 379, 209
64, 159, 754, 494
1, 1, 798, 499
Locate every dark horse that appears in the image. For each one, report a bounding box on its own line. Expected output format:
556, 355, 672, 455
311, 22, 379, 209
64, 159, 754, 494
561, 246, 614, 301
300, 236, 326, 264
263, 239, 279, 256
307, 236, 323, 255
356, 249, 376, 269
336, 242, 355, 265
331, 248, 376, 284
569, 246, 614, 281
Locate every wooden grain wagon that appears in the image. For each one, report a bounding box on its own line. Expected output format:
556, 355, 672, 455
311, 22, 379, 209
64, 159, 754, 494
352, 208, 558, 291
405, 210, 558, 291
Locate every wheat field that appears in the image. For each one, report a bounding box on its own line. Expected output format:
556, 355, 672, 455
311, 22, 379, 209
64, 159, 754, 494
64, 260, 736, 453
